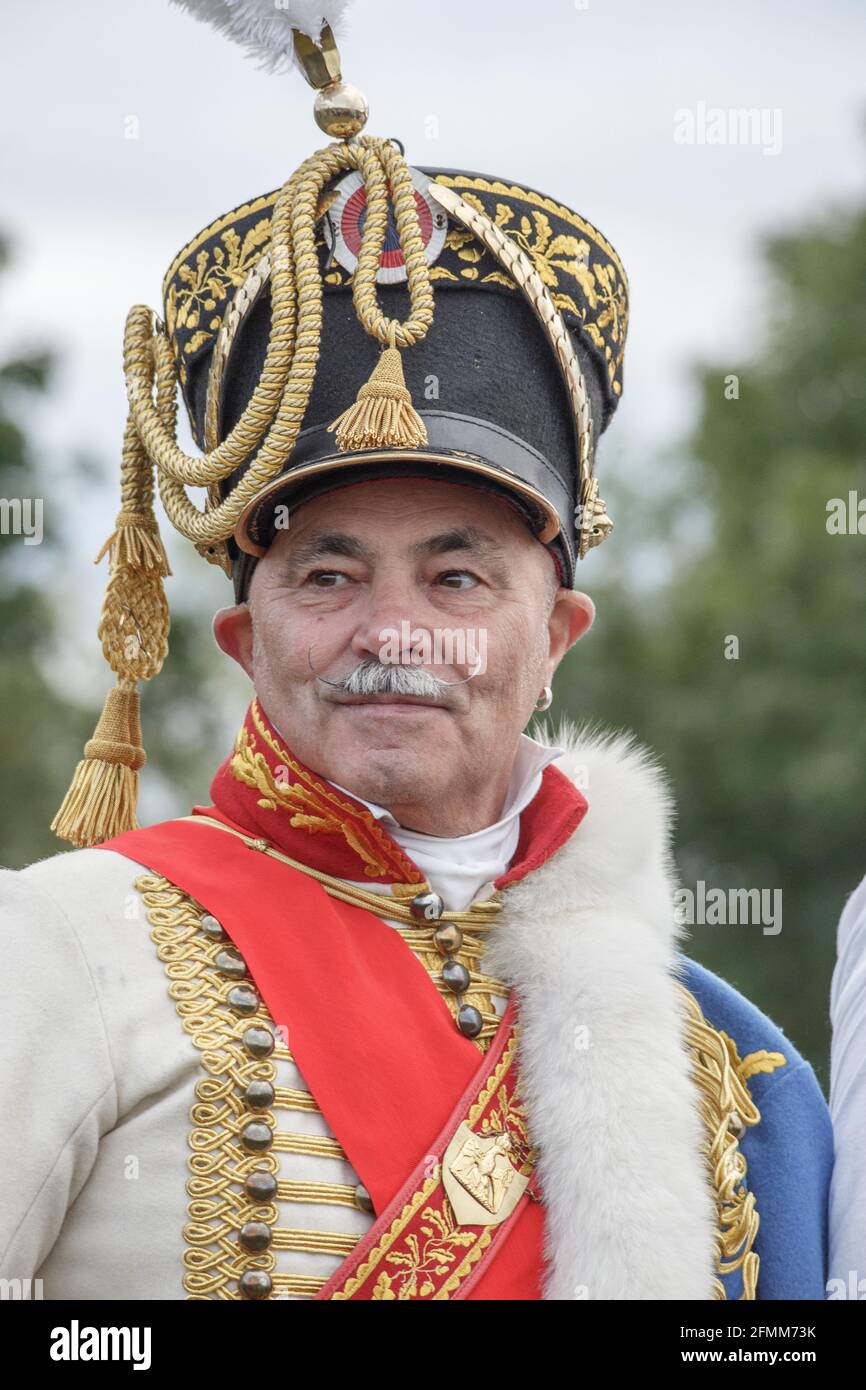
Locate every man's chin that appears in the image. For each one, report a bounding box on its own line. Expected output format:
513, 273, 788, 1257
328, 700, 451, 748
326, 735, 446, 809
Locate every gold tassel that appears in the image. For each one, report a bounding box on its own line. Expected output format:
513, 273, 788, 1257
52, 421, 171, 848
328, 326, 428, 452
93, 509, 172, 578
50, 681, 146, 847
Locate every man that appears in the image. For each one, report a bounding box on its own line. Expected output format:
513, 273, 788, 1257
0, 5, 831, 1300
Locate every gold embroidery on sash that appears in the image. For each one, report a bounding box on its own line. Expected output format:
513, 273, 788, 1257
330, 1032, 534, 1300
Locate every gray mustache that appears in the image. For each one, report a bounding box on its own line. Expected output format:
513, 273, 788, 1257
318, 658, 449, 699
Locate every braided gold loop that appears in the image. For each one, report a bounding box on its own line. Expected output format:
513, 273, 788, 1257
122, 137, 433, 548
350, 137, 435, 347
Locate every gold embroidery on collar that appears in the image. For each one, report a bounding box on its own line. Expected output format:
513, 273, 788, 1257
228, 700, 423, 881
678, 983, 786, 1301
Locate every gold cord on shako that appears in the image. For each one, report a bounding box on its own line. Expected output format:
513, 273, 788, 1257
51, 22, 434, 850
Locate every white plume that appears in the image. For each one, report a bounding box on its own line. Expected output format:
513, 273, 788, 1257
170, 0, 355, 74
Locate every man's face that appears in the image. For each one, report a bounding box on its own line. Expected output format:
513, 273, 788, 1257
214, 477, 593, 833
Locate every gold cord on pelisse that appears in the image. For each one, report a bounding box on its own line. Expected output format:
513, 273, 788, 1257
51, 130, 435, 848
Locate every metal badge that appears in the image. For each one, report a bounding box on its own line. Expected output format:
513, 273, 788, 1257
321, 166, 448, 284
443, 1122, 530, 1227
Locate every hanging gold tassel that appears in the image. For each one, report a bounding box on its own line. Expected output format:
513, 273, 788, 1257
50, 681, 146, 847
328, 324, 428, 452
52, 406, 171, 848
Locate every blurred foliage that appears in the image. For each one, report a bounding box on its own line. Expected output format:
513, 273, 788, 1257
0, 234, 229, 869
558, 197, 866, 1087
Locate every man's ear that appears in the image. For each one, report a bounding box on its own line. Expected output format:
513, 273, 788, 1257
547, 589, 595, 678
213, 604, 254, 679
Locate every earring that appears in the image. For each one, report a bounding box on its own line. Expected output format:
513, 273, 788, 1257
534, 686, 553, 712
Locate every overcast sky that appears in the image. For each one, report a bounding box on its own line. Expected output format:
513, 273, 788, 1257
1, 0, 864, 635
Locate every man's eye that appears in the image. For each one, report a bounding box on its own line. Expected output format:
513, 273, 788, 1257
436, 570, 479, 590
307, 570, 349, 587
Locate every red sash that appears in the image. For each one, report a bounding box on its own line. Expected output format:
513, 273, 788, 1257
99, 815, 546, 1299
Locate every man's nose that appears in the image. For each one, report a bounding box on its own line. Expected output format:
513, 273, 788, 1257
349, 574, 433, 663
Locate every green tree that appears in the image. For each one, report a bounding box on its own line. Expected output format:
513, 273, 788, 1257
559, 195, 866, 1086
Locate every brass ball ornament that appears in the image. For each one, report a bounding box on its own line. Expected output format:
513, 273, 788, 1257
293, 22, 369, 141
313, 79, 369, 139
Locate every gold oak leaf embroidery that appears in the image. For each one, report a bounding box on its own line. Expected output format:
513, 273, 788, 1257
383, 1206, 478, 1298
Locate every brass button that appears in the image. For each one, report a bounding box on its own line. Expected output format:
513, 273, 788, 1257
215, 948, 247, 979
410, 891, 444, 922
354, 1183, 374, 1215
239, 1270, 272, 1300
244, 1080, 275, 1111
227, 984, 260, 1015
442, 959, 471, 994
243, 1026, 275, 1059
457, 1004, 483, 1038
245, 1169, 278, 1203
239, 1221, 272, 1253
241, 1121, 273, 1152
433, 922, 462, 955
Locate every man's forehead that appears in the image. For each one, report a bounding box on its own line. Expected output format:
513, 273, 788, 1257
281, 523, 509, 566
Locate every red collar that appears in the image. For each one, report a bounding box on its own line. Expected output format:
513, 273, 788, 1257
201, 699, 587, 890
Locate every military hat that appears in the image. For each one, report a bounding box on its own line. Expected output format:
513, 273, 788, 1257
163, 163, 628, 598
52, 0, 629, 848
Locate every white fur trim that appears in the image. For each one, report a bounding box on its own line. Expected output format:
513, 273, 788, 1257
485, 722, 718, 1299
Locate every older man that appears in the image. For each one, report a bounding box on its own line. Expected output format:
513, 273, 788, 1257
0, 13, 831, 1302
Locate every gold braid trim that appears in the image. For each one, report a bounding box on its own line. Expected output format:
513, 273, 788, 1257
137, 871, 281, 1299
137, 870, 377, 1299
677, 983, 786, 1300
393, 922, 510, 1053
